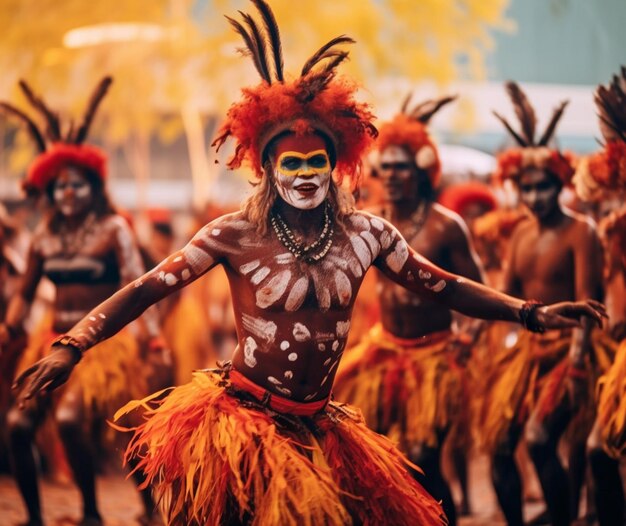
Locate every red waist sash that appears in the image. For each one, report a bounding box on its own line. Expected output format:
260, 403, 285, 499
230, 369, 329, 417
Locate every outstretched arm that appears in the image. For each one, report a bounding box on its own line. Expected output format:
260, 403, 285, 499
14, 220, 225, 399
373, 217, 606, 329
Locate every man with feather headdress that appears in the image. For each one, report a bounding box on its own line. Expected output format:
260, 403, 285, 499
479, 82, 616, 526
12, 3, 606, 525
333, 94, 484, 524
574, 66, 626, 526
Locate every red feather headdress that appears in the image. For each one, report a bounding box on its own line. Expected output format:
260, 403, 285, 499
0, 77, 112, 193
211, 0, 377, 190
493, 81, 573, 185
377, 94, 456, 188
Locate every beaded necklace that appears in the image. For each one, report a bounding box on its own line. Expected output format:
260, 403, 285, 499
270, 201, 334, 263
57, 212, 97, 258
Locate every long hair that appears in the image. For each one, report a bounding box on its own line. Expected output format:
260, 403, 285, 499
241, 162, 355, 235
44, 166, 117, 233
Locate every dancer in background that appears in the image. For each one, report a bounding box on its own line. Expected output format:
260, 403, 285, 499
574, 67, 626, 526
334, 94, 483, 524
479, 82, 615, 526
0, 77, 169, 526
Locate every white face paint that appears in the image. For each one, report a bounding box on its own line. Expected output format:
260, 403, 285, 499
274, 169, 331, 210
270, 134, 333, 210
53, 168, 93, 217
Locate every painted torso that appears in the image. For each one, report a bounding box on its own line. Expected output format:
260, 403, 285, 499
30, 214, 142, 332
207, 212, 395, 401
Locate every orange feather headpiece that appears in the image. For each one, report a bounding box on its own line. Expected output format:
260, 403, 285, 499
574, 66, 626, 201
212, 0, 377, 190
0, 77, 112, 193
377, 94, 456, 188
493, 81, 573, 185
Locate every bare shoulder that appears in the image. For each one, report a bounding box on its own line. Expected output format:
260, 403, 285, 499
345, 209, 390, 234
564, 209, 598, 244
194, 211, 256, 239
431, 203, 471, 241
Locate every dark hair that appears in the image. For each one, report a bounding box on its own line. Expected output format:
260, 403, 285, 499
44, 165, 117, 233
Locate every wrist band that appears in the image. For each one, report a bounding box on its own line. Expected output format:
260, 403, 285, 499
51, 335, 84, 362
519, 300, 546, 333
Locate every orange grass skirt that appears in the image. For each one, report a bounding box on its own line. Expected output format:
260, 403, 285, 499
115, 367, 448, 526
333, 324, 463, 450
477, 329, 616, 452
597, 338, 626, 457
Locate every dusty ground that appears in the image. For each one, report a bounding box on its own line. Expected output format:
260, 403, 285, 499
0, 453, 549, 525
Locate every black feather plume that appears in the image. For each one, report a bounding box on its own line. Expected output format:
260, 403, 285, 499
301, 35, 355, 76
250, 0, 284, 82
18, 80, 61, 141
0, 102, 46, 152
74, 76, 113, 145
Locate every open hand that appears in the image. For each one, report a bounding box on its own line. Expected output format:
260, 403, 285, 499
12, 345, 80, 404
536, 299, 607, 330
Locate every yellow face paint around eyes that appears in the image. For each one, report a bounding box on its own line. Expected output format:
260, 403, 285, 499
276, 149, 330, 177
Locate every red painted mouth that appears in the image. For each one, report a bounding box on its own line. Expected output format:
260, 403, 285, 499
294, 183, 318, 193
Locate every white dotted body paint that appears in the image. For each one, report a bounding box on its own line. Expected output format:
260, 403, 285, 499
241, 313, 277, 343
182, 244, 215, 274
360, 231, 381, 258
332, 340, 340, 352
244, 337, 258, 368
334, 270, 352, 306
275, 253, 294, 265
284, 370, 293, 379
380, 231, 392, 250
288, 353, 298, 361
336, 321, 350, 337
304, 392, 318, 401
280, 341, 290, 350
370, 217, 384, 231
293, 323, 311, 341
164, 273, 178, 286
350, 236, 372, 270
425, 279, 447, 292
181, 269, 191, 281
255, 270, 291, 308
350, 214, 371, 231
240, 259, 260, 275
251, 267, 271, 285
285, 276, 309, 311
318, 343, 326, 351
385, 240, 409, 273
211, 228, 221, 236
267, 376, 282, 385
418, 269, 432, 280
276, 386, 292, 396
